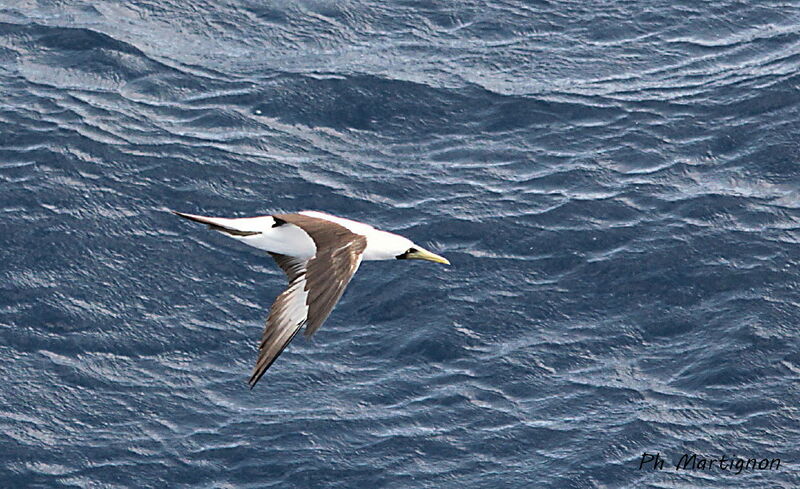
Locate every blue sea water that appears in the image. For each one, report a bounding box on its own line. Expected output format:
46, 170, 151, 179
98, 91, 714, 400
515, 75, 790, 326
1, 1, 800, 487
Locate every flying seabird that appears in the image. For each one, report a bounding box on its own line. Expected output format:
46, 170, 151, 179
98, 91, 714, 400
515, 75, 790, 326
173, 210, 449, 388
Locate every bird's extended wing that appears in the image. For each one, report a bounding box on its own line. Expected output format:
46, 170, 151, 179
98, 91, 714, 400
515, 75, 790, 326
248, 215, 367, 388
248, 253, 309, 388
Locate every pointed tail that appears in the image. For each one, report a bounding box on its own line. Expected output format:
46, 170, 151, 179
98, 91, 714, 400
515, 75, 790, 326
172, 211, 262, 237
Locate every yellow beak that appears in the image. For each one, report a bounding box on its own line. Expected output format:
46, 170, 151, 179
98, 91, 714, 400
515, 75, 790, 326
406, 247, 450, 265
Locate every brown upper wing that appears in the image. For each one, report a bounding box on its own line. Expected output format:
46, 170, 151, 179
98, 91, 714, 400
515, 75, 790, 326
274, 213, 367, 337
248, 215, 366, 388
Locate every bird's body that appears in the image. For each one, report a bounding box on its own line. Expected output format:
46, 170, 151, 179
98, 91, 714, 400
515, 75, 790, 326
173, 209, 449, 388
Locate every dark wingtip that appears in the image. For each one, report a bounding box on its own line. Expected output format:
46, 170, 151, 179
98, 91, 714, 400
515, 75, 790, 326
248, 372, 263, 390
172, 211, 208, 227
172, 211, 261, 236
172, 210, 196, 222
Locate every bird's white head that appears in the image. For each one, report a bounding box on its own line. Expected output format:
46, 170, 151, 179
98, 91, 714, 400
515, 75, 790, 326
363, 229, 450, 264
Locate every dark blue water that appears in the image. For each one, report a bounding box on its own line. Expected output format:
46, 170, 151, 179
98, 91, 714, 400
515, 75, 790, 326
2, 1, 800, 487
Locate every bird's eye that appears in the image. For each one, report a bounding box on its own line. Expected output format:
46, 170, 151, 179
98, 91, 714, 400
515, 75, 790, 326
396, 247, 418, 259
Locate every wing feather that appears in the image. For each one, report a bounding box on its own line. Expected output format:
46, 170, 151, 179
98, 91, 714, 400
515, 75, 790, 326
248, 263, 308, 388
276, 214, 367, 338
248, 217, 366, 388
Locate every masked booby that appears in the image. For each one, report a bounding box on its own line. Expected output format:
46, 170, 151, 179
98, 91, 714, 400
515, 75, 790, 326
173, 210, 449, 388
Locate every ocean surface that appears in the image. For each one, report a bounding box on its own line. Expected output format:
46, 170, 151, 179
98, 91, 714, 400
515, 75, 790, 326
1, 1, 799, 487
